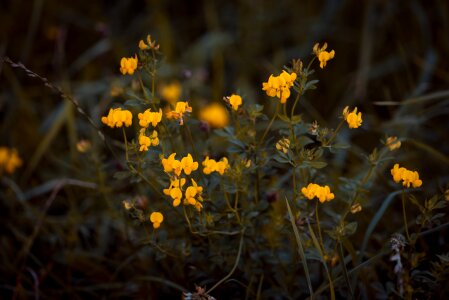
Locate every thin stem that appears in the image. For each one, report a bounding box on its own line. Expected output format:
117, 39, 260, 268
323, 119, 345, 147
338, 241, 356, 300
122, 127, 129, 162
259, 102, 280, 146
206, 230, 245, 294
402, 189, 411, 242
315, 202, 325, 253
290, 92, 301, 120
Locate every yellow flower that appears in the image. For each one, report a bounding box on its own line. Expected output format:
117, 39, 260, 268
0, 147, 22, 175
181, 154, 199, 175
202, 156, 217, 175
139, 129, 159, 152
120, 55, 138, 75
262, 71, 297, 104
139, 35, 159, 51
101, 107, 133, 128
386, 136, 401, 151
166, 101, 192, 125
160, 82, 182, 104
138, 108, 162, 128
150, 212, 164, 229
391, 164, 422, 188
301, 183, 335, 203
215, 157, 229, 175
198, 103, 229, 128
228, 94, 242, 111
163, 178, 186, 207
162, 153, 181, 175
276, 138, 290, 154
185, 179, 204, 211
343, 106, 362, 129
313, 42, 335, 69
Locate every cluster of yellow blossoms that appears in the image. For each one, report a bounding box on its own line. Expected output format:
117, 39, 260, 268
301, 183, 335, 203
386, 136, 401, 151
262, 71, 297, 104
150, 211, 164, 229
138, 129, 159, 151
120, 56, 138, 75
343, 106, 363, 129
391, 164, 422, 188
166, 101, 192, 125
313, 42, 335, 69
0, 147, 22, 175
202, 156, 230, 175
101, 108, 133, 128
161, 153, 204, 211
138, 108, 162, 128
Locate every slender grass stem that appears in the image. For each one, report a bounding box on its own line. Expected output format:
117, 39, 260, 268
315, 202, 325, 252
401, 189, 411, 242
122, 127, 129, 162
206, 230, 245, 294
323, 119, 345, 147
259, 102, 280, 146
338, 241, 355, 300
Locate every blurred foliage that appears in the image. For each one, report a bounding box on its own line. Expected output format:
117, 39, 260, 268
1, 0, 449, 299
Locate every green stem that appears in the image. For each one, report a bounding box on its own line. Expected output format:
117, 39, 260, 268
290, 92, 301, 120
338, 241, 355, 300
316, 202, 325, 253
206, 230, 245, 294
259, 102, 280, 146
402, 189, 411, 242
323, 119, 345, 147
122, 127, 129, 162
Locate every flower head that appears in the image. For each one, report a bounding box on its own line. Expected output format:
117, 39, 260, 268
276, 138, 291, 154
391, 164, 422, 188
202, 156, 229, 175
198, 103, 229, 128
160, 82, 182, 104
139, 35, 160, 51
138, 108, 162, 128
181, 154, 199, 175
301, 183, 335, 203
262, 71, 297, 104
228, 94, 242, 111
166, 101, 192, 125
150, 212, 164, 229
163, 178, 186, 207
0, 147, 22, 175
386, 136, 401, 151
343, 106, 362, 129
101, 107, 133, 128
185, 179, 204, 211
139, 129, 159, 152
120, 55, 138, 75
313, 42, 335, 69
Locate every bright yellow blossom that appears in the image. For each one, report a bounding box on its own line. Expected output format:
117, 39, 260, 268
120, 55, 138, 75
160, 82, 182, 104
150, 212, 164, 229
166, 101, 192, 125
184, 179, 204, 211
313, 42, 335, 69
343, 106, 362, 129
228, 94, 242, 111
386, 136, 401, 151
198, 103, 229, 128
0, 147, 22, 175
163, 178, 186, 207
262, 71, 297, 104
162, 153, 183, 176
301, 183, 335, 203
181, 154, 199, 175
391, 164, 422, 188
202, 156, 229, 175
139, 35, 159, 51
138, 108, 162, 128
139, 129, 159, 152
101, 107, 133, 128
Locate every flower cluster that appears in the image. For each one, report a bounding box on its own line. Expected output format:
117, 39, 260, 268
139, 129, 159, 151
202, 156, 230, 175
301, 183, 335, 203
138, 108, 162, 128
166, 101, 192, 125
101, 108, 133, 128
160, 82, 182, 104
150, 212, 164, 229
386, 136, 401, 151
391, 164, 422, 188
120, 55, 138, 75
313, 42, 335, 69
262, 71, 297, 103
199, 103, 229, 129
225, 94, 242, 111
343, 106, 362, 129
161, 153, 203, 211
0, 147, 22, 175
276, 138, 291, 154
139, 35, 160, 51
